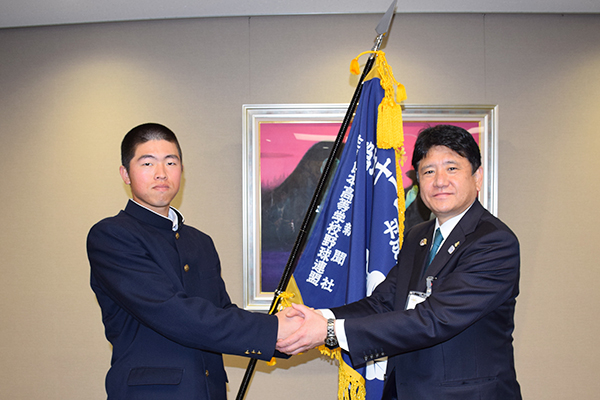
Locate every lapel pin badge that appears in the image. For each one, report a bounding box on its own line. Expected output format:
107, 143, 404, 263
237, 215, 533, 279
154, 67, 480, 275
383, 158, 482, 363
420, 238, 427, 246
448, 241, 460, 254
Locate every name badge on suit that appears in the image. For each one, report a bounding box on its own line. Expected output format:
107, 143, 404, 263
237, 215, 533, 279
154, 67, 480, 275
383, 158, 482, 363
405, 276, 436, 310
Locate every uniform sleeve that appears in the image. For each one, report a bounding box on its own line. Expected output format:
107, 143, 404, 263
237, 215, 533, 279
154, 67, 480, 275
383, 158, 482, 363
87, 219, 278, 360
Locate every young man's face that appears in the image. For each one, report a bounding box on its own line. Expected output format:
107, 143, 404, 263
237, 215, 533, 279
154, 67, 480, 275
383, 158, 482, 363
417, 145, 482, 225
119, 139, 182, 217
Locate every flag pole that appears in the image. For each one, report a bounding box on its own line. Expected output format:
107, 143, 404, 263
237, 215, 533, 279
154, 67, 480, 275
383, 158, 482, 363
235, 2, 396, 399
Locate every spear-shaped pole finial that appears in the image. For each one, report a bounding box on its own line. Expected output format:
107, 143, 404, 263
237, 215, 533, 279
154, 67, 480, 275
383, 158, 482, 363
373, 0, 397, 50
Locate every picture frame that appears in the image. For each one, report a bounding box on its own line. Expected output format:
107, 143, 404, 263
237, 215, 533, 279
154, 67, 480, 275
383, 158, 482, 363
242, 104, 498, 310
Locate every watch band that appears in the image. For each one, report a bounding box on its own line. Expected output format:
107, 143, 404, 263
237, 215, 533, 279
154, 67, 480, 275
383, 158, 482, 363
325, 318, 338, 348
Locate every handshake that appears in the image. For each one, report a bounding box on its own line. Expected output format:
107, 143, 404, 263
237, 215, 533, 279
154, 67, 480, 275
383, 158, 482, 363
275, 303, 330, 355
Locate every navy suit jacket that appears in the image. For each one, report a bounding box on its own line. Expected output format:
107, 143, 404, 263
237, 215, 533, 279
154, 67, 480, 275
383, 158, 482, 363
332, 200, 522, 399
87, 201, 278, 400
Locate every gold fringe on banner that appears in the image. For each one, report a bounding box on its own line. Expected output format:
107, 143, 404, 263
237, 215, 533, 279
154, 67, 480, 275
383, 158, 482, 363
395, 147, 406, 250
319, 346, 366, 400
268, 286, 366, 400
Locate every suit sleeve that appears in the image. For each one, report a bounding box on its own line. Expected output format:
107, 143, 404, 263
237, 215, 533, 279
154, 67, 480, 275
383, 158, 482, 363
87, 219, 278, 360
335, 225, 520, 367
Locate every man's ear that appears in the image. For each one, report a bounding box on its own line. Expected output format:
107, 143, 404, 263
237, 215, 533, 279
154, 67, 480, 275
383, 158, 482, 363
474, 166, 483, 192
119, 165, 131, 185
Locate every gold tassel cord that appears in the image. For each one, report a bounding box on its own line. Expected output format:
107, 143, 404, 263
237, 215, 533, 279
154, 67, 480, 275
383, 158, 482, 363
349, 51, 407, 150
268, 291, 296, 315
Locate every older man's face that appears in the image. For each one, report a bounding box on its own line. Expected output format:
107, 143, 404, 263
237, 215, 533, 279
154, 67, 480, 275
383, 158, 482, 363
417, 145, 482, 225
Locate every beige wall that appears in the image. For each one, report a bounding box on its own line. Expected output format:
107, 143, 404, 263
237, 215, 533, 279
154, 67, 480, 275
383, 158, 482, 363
0, 13, 599, 399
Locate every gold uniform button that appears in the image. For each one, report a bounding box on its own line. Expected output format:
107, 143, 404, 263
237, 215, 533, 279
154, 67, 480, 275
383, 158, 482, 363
205, 370, 209, 377
175, 232, 180, 239
183, 264, 190, 272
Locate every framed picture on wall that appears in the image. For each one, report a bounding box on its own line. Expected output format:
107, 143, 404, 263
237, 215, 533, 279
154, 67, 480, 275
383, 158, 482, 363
242, 103, 498, 310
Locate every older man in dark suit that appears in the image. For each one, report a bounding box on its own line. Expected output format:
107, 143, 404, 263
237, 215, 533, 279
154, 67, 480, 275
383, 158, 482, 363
88, 123, 300, 400
277, 125, 521, 399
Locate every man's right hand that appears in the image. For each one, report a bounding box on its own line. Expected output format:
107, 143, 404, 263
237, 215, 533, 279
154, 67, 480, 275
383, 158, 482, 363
276, 303, 328, 355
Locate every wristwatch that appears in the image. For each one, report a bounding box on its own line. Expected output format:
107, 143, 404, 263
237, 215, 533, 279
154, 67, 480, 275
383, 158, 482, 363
325, 318, 339, 349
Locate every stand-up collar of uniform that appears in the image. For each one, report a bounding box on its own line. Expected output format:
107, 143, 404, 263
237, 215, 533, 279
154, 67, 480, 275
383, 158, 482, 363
124, 199, 184, 231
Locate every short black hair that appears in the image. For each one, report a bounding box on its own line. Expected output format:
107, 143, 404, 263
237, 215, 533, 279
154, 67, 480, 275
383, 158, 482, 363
121, 123, 182, 171
411, 124, 481, 175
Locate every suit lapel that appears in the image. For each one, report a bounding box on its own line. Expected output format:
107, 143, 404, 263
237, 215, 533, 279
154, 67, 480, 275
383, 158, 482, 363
407, 222, 435, 290
424, 227, 466, 278
419, 200, 486, 280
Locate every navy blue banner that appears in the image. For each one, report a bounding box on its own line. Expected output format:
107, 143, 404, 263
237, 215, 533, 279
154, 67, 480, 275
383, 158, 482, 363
293, 77, 400, 399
